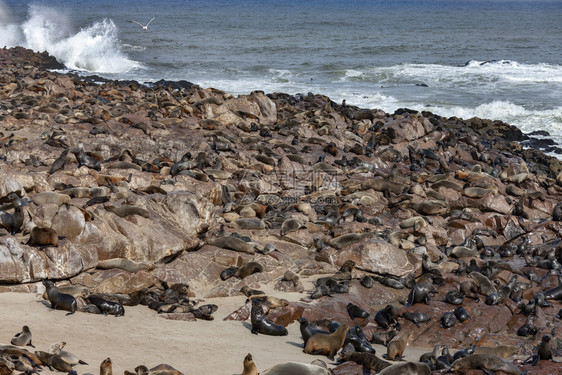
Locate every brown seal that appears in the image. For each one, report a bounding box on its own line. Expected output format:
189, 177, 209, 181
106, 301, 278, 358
242, 353, 258, 375
386, 330, 413, 360
304, 324, 348, 360
235, 261, 265, 279
450, 354, 521, 374
27, 227, 58, 247
100, 358, 113, 375
340, 350, 392, 372
10, 325, 34, 348
248, 295, 289, 309
34, 351, 72, 372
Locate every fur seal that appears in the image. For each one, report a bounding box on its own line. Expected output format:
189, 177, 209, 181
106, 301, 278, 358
468, 272, 497, 296
450, 354, 521, 374
49, 149, 69, 174
343, 324, 375, 354
261, 362, 332, 375
97, 258, 153, 273
10, 326, 34, 348
48, 342, 87, 365
454, 306, 471, 322
360, 275, 374, 288
72, 146, 101, 171
235, 261, 264, 279
371, 329, 398, 346
26, 226, 58, 247
208, 236, 255, 254
347, 303, 370, 322
553, 202, 562, 221
404, 283, 437, 306
460, 280, 480, 301
340, 348, 392, 372
42, 280, 77, 315
240, 286, 265, 297
377, 362, 430, 375
34, 351, 73, 372
386, 330, 413, 360
474, 345, 518, 359
248, 295, 289, 309
375, 305, 399, 329
523, 335, 553, 366
280, 218, 305, 236
444, 289, 464, 305
543, 283, 562, 301
298, 317, 331, 344
250, 301, 287, 336
100, 358, 113, 375
242, 353, 257, 375
304, 324, 348, 360
104, 204, 150, 218
86, 295, 125, 316
0, 192, 27, 234
441, 312, 457, 328
402, 311, 431, 328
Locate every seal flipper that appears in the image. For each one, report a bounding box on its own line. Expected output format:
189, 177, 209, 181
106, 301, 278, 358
78, 360, 88, 365
404, 288, 414, 307
362, 367, 371, 375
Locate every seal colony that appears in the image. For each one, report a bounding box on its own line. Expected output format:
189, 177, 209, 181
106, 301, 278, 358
0, 47, 561, 374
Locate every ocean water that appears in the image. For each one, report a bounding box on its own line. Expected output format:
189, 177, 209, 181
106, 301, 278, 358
1, 0, 561, 155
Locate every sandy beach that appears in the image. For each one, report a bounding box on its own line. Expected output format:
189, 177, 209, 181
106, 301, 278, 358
0, 286, 429, 375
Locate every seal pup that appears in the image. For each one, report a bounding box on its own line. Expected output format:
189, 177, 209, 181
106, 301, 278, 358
304, 324, 348, 360
26, 226, 58, 247
441, 312, 457, 328
523, 335, 554, 366
347, 303, 370, 322
250, 301, 288, 336
48, 342, 87, 365
402, 311, 431, 328
377, 362, 431, 375
10, 326, 34, 348
371, 329, 398, 346
86, 295, 125, 316
375, 304, 399, 329
242, 354, 257, 375
42, 280, 77, 315
450, 353, 521, 374
49, 149, 69, 174
454, 306, 471, 322
0, 192, 27, 234
386, 330, 414, 360
404, 282, 438, 306
100, 358, 113, 375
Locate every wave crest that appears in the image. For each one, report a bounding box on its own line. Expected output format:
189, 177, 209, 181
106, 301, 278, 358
1, 4, 139, 74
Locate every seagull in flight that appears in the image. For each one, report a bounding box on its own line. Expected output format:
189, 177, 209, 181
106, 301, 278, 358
128, 17, 157, 31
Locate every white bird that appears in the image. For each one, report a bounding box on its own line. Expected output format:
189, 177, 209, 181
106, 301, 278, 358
128, 17, 156, 31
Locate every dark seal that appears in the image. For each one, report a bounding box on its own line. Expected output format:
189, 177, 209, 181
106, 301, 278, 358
250, 301, 287, 336
42, 280, 77, 315
86, 295, 125, 316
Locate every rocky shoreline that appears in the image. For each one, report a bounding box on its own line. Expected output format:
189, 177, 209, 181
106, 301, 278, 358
0, 47, 561, 374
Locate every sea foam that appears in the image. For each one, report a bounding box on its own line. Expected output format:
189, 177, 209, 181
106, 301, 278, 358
1, 4, 139, 74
